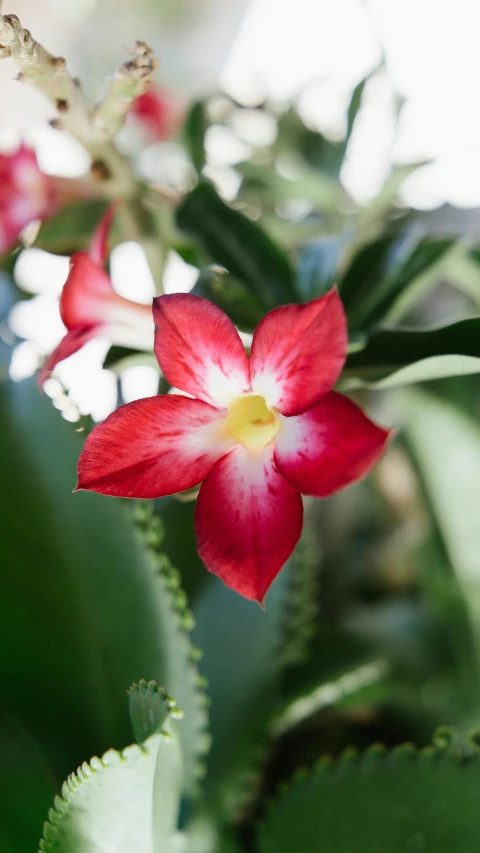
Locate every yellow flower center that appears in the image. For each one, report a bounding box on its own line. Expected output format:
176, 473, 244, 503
223, 394, 280, 452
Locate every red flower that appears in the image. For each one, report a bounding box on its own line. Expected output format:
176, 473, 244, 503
130, 86, 182, 142
39, 207, 153, 385
77, 290, 390, 603
0, 144, 55, 255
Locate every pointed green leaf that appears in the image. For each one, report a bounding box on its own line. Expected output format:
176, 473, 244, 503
184, 100, 207, 173
176, 181, 297, 307
346, 317, 480, 375
259, 746, 480, 853
340, 237, 453, 330
342, 355, 480, 391
0, 380, 207, 792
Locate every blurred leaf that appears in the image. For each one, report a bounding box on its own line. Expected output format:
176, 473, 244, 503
0, 381, 207, 791
339, 234, 400, 316
341, 237, 453, 330
40, 684, 182, 853
176, 181, 297, 308
259, 746, 480, 853
0, 710, 55, 853
346, 317, 480, 374
192, 268, 264, 330
345, 77, 367, 142
184, 100, 208, 173
402, 391, 480, 659
192, 568, 291, 818
35, 200, 108, 255
343, 355, 480, 391
296, 234, 350, 301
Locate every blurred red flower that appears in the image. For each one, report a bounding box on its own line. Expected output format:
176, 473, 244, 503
130, 85, 183, 142
39, 207, 153, 385
0, 144, 55, 255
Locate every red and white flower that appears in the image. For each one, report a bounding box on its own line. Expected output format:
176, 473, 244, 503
77, 290, 390, 603
39, 207, 154, 384
130, 86, 183, 142
0, 144, 55, 255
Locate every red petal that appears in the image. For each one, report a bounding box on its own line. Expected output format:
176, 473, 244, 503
153, 293, 250, 408
250, 288, 347, 416
77, 394, 233, 498
38, 324, 100, 386
88, 205, 117, 266
60, 252, 115, 328
194, 446, 303, 603
274, 391, 391, 497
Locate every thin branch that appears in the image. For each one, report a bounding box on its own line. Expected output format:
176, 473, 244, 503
0, 5, 156, 198
0, 11, 92, 140
93, 41, 157, 142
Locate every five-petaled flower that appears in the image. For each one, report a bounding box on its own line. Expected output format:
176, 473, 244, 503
130, 85, 182, 142
39, 207, 154, 385
0, 144, 55, 256
77, 290, 390, 603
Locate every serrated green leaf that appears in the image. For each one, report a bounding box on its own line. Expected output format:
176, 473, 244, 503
40, 732, 182, 853
176, 181, 297, 308
259, 746, 480, 853
0, 380, 207, 793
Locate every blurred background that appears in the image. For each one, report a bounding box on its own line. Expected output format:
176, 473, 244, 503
5, 2, 480, 851
3, 0, 480, 419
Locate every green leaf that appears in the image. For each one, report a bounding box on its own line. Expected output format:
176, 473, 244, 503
0, 380, 207, 793
192, 267, 265, 331
346, 317, 480, 375
402, 391, 480, 659
0, 711, 56, 853
341, 237, 453, 330
35, 200, 108, 255
342, 355, 480, 391
40, 685, 182, 853
296, 234, 350, 301
259, 746, 480, 853
184, 100, 208, 173
192, 566, 291, 818
339, 234, 400, 316
128, 679, 184, 743
176, 181, 297, 308
345, 76, 367, 142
